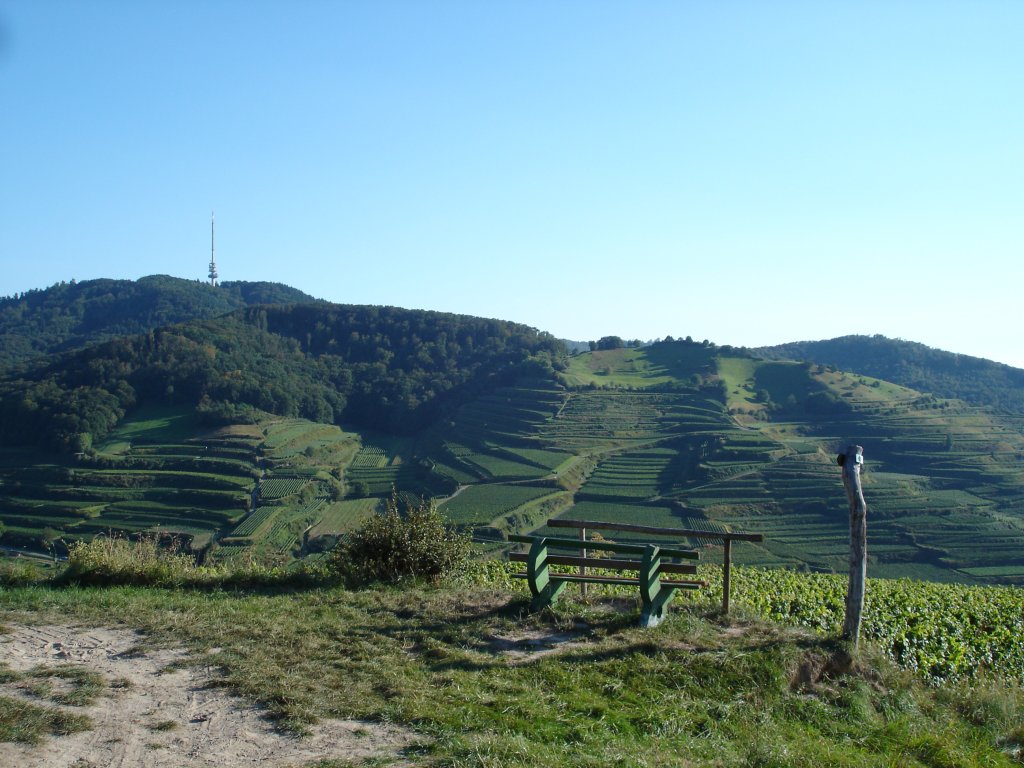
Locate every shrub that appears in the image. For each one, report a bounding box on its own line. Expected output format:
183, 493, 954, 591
331, 491, 470, 586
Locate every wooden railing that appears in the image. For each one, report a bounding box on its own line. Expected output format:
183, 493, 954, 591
546, 518, 763, 615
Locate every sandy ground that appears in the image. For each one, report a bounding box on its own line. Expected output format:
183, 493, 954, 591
0, 624, 416, 768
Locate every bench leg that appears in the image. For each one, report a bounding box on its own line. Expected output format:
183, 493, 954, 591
526, 538, 567, 611
639, 545, 676, 628
639, 589, 675, 627
530, 580, 567, 611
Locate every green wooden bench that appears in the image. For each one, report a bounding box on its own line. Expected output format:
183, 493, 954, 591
547, 518, 765, 615
508, 533, 706, 627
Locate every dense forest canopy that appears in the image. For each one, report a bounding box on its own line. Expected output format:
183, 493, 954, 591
0, 303, 566, 451
0, 275, 317, 367
754, 335, 1024, 414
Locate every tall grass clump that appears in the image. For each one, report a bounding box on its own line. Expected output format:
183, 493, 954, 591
0, 557, 43, 587
57, 535, 202, 587
54, 534, 332, 588
331, 491, 470, 586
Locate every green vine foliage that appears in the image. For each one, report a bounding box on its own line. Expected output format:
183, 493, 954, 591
475, 560, 1024, 684
706, 566, 1024, 683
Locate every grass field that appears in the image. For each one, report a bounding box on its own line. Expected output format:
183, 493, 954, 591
1, 571, 1021, 767
560, 341, 717, 389
95, 404, 203, 451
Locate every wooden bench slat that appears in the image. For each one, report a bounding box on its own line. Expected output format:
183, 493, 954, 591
550, 575, 707, 589
548, 518, 764, 543
511, 573, 707, 589
511, 573, 638, 587
507, 533, 699, 560
508, 552, 698, 575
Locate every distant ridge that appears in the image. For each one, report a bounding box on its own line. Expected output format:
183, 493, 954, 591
753, 334, 1024, 414
4, 276, 1024, 417
0, 275, 319, 367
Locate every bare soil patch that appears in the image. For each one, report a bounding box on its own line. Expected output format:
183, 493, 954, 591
485, 623, 592, 663
1, 624, 415, 767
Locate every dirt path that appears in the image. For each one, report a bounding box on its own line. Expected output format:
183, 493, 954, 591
1, 624, 415, 767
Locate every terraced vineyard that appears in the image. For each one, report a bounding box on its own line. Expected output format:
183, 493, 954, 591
538, 390, 726, 449
308, 497, 381, 537
3, 336, 1024, 585
258, 477, 308, 500
422, 382, 572, 483
346, 441, 451, 498
655, 362, 1024, 582
437, 483, 560, 526
0, 410, 260, 552
226, 505, 280, 540
577, 447, 679, 500
484, 346, 1024, 585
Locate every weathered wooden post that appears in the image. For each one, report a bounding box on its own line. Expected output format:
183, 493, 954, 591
579, 526, 588, 597
838, 444, 867, 646
722, 536, 732, 615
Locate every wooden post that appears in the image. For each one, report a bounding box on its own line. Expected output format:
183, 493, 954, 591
722, 537, 732, 615
839, 444, 867, 646
579, 526, 588, 597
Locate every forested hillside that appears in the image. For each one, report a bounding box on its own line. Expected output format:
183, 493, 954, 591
0, 303, 566, 451
755, 335, 1024, 414
0, 275, 317, 367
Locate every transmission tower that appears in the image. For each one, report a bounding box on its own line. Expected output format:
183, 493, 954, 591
208, 211, 219, 286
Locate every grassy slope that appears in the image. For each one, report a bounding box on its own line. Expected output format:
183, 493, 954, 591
0, 577, 1020, 766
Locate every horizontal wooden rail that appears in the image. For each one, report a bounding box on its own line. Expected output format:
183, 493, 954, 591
543, 518, 763, 615
508, 533, 698, 560
512, 573, 706, 590
548, 518, 763, 543
509, 551, 699, 576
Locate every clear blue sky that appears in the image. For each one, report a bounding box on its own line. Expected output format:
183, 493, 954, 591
2, 1, 1022, 367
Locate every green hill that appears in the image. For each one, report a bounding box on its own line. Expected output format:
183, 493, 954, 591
2, 284, 1024, 586
0, 274, 318, 367
538, 342, 1024, 583
0, 302, 565, 451
754, 334, 1024, 414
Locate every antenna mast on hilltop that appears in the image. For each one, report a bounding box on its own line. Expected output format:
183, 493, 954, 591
208, 211, 219, 286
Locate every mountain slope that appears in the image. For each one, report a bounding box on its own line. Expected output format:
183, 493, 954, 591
0, 275, 318, 367
754, 335, 1024, 414
536, 341, 1024, 583
3, 282, 1024, 585
0, 303, 566, 451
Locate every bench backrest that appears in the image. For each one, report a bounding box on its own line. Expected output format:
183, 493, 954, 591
507, 533, 698, 560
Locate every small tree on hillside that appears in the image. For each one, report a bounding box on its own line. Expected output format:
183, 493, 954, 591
331, 490, 469, 586
596, 336, 624, 350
